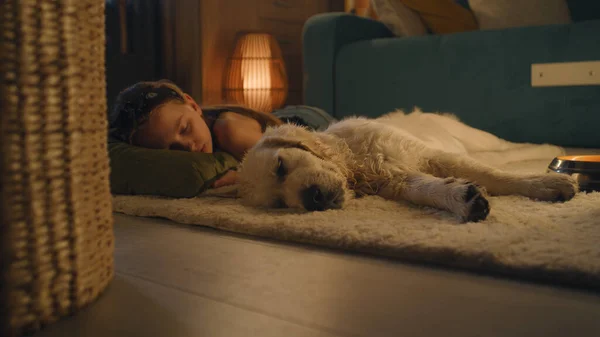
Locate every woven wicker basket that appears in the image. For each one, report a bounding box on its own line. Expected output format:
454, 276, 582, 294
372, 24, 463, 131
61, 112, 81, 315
0, 1, 115, 336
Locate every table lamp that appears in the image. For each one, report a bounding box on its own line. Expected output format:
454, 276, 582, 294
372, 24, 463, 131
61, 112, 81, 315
223, 32, 288, 112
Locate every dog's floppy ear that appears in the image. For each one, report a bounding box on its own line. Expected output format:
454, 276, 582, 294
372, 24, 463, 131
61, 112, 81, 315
261, 136, 325, 160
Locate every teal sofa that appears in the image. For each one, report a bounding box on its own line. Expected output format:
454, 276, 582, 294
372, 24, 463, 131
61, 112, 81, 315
302, 2, 600, 148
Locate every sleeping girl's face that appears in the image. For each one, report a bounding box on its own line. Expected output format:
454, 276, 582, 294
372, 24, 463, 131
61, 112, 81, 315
133, 96, 213, 153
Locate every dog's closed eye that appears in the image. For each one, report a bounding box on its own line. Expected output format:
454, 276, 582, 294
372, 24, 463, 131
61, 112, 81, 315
276, 157, 287, 179
262, 137, 324, 160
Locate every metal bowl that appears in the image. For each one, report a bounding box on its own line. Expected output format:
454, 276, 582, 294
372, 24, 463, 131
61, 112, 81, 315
547, 155, 600, 192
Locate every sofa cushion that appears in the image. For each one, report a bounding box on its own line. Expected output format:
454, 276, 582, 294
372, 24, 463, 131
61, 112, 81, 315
394, 0, 479, 34
468, 0, 572, 30
369, 0, 428, 36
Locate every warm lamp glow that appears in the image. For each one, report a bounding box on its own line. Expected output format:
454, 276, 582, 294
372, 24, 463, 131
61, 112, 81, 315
223, 33, 288, 112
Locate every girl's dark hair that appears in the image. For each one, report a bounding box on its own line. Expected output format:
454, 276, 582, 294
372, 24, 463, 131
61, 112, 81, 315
109, 79, 283, 144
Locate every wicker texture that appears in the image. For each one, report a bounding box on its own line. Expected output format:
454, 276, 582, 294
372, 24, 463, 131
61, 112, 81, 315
223, 33, 288, 113
0, 1, 114, 336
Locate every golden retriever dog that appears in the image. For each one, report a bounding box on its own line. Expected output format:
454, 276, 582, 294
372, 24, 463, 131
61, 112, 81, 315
236, 109, 578, 222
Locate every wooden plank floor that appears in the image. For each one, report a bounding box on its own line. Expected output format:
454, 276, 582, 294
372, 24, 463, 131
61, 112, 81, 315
33, 213, 600, 337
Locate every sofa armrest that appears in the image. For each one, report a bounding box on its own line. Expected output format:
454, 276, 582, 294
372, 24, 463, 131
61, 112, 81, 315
302, 13, 393, 115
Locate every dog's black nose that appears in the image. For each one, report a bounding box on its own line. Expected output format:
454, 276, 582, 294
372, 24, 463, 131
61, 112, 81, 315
301, 185, 343, 211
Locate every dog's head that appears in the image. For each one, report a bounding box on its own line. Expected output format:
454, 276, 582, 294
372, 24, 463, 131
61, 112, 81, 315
237, 124, 352, 211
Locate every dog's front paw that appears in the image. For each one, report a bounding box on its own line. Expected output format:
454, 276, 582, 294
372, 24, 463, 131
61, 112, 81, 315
463, 184, 490, 223
524, 173, 578, 202
445, 179, 490, 223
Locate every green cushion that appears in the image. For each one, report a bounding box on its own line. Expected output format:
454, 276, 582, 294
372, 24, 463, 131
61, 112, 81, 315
108, 140, 239, 198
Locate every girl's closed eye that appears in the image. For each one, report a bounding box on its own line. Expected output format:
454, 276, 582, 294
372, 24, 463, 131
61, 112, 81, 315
181, 122, 190, 134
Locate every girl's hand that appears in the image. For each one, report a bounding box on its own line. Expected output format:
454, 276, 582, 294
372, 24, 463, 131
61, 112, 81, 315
212, 169, 238, 188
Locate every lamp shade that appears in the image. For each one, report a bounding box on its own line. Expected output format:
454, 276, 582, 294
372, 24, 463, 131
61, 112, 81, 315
223, 33, 288, 112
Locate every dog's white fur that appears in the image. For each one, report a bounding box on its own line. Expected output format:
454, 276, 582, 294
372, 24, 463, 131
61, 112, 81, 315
236, 109, 578, 222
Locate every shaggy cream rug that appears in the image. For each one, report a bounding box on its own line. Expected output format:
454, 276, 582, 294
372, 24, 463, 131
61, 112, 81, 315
112, 149, 600, 290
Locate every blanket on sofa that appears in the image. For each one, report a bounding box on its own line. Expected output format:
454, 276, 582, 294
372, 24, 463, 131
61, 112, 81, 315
113, 147, 600, 290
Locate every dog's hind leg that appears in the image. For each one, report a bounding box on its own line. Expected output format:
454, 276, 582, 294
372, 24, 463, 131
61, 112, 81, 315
422, 152, 578, 202
377, 170, 490, 223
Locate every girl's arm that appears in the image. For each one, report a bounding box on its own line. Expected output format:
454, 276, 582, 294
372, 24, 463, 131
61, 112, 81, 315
213, 111, 264, 161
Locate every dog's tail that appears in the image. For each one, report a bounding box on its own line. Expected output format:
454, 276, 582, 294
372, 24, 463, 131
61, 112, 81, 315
468, 144, 566, 168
